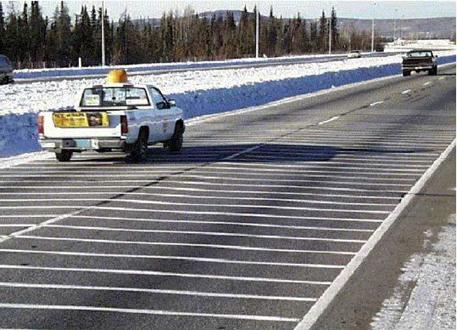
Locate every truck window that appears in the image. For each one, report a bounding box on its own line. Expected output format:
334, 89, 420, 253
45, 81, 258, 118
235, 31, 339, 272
148, 87, 168, 109
80, 87, 150, 107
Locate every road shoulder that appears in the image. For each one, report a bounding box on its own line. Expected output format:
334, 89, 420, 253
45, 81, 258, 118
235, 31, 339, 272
308, 148, 456, 330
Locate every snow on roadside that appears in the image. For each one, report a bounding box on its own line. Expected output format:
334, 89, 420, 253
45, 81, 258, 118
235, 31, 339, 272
371, 216, 456, 330
0, 52, 455, 158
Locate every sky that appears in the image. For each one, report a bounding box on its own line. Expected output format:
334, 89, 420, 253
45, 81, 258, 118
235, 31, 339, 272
2, 0, 456, 20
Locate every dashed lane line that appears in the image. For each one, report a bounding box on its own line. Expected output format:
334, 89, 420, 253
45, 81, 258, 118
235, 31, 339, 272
369, 101, 384, 107
401, 89, 412, 95
318, 116, 340, 125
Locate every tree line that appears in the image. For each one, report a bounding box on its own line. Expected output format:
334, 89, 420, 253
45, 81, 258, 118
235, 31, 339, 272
0, 1, 382, 69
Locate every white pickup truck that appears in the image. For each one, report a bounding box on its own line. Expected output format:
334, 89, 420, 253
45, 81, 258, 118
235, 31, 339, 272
38, 70, 185, 162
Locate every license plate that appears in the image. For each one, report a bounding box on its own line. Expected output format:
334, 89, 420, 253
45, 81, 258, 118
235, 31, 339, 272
53, 112, 109, 128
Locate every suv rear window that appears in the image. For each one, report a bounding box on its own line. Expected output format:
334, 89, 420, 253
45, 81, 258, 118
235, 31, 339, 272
408, 51, 432, 57
81, 87, 150, 107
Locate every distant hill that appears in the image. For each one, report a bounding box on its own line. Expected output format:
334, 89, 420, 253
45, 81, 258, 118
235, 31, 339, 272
133, 11, 456, 40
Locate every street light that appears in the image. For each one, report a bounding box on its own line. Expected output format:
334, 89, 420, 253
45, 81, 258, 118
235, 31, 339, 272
255, 5, 259, 58
328, 18, 332, 54
101, 0, 106, 66
393, 8, 398, 41
371, 1, 376, 52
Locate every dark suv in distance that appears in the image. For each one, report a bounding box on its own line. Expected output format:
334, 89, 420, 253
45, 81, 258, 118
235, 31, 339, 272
0, 55, 14, 84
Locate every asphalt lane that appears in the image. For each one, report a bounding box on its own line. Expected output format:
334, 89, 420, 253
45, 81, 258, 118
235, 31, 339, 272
0, 65, 455, 329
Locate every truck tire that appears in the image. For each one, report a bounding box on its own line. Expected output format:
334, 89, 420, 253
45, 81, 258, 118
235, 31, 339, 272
55, 150, 73, 162
168, 123, 184, 153
402, 70, 410, 77
129, 129, 148, 162
429, 66, 438, 76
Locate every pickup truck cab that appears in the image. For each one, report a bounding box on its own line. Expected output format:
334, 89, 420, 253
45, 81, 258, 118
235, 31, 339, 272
402, 49, 438, 76
38, 70, 185, 162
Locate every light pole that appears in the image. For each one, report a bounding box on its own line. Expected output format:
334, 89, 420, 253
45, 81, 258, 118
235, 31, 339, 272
328, 18, 332, 54
393, 8, 398, 41
255, 6, 259, 58
101, 0, 106, 66
371, 1, 376, 52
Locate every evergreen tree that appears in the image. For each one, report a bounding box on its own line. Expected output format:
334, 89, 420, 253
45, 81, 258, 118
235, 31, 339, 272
0, 2, 5, 53
319, 10, 327, 52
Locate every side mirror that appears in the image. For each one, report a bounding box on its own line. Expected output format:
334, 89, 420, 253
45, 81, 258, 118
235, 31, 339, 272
168, 99, 176, 107
435, 55, 439, 58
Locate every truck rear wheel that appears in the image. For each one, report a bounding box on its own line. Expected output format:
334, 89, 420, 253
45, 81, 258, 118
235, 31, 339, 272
129, 130, 148, 162
55, 150, 73, 162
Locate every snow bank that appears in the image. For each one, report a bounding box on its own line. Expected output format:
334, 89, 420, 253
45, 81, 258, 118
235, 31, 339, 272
0, 53, 455, 158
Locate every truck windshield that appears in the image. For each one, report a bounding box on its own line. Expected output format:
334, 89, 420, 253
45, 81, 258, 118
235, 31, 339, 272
408, 51, 432, 57
80, 87, 150, 107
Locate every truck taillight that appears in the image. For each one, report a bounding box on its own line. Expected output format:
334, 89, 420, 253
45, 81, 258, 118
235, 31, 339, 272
120, 115, 128, 134
38, 115, 44, 135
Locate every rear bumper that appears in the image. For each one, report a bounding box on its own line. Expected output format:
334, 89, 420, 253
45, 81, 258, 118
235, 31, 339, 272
402, 65, 435, 71
39, 138, 126, 152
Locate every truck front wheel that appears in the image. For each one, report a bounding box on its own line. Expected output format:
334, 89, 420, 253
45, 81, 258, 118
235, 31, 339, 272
168, 123, 184, 152
55, 150, 73, 162
402, 70, 410, 77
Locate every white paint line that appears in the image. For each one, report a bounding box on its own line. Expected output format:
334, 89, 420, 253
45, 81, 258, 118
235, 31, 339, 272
0, 282, 317, 302
0, 250, 344, 269
44, 224, 368, 243
401, 89, 412, 95
17, 235, 357, 255
0, 303, 300, 322
0, 198, 392, 213
318, 116, 340, 125
0, 190, 401, 202
438, 77, 445, 80
0, 192, 398, 206
423, 81, 432, 86
0, 264, 332, 285
369, 101, 384, 107
295, 139, 457, 329
0, 224, 32, 227
69, 215, 376, 232
0, 204, 388, 216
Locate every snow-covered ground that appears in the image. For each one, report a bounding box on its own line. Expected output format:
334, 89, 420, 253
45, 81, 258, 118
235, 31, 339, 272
371, 215, 456, 330
13, 53, 354, 80
0, 51, 455, 158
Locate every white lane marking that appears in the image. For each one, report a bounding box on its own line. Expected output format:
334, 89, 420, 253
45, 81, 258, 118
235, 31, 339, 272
0, 303, 300, 322
318, 116, 339, 125
44, 224, 368, 243
0, 181, 409, 194
0, 197, 394, 210
0, 190, 401, 202
423, 81, 432, 86
369, 101, 384, 107
0, 224, 32, 227
0, 204, 389, 215
0, 250, 344, 269
439, 77, 445, 80
401, 89, 412, 94
69, 215, 376, 232
0, 265, 332, 285
0, 282, 316, 302
17, 235, 358, 255
0, 173, 415, 183
0, 193, 398, 206
295, 138, 457, 329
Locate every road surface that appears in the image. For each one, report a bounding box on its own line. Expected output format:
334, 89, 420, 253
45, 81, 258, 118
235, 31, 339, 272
0, 64, 455, 329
